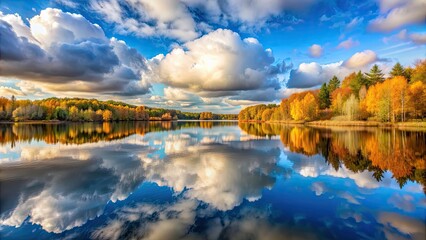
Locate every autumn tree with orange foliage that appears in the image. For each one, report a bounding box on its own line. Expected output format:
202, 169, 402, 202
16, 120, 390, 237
410, 59, 426, 84
408, 81, 426, 118
364, 76, 411, 122
0, 97, 151, 122
287, 91, 319, 121
239, 61, 425, 123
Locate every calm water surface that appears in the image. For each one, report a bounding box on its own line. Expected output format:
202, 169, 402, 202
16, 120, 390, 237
0, 121, 425, 240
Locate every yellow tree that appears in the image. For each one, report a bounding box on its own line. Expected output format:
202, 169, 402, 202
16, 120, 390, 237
408, 81, 426, 118
365, 77, 409, 122
280, 99, 291, 120
261, 108, 274, 121
95, 109, 103, 121
364, 84, 379, 115
341, 72, 356, 88
389, 76, 409, 122
69, 106, 79, 121
290, 99, 303, 120
410, 59, 426, 84
358, 86, 369, 119
135, 106, 148, 120
302, 92, 318, 120
102, 109, 113, 121
271, 107, 283, 121
378, 81, 392, 122
161, 112, 172, 120
343, 94, 359, 120
364, 81, 391, 121
331, 87, 352, 115
290, 93, 318, 121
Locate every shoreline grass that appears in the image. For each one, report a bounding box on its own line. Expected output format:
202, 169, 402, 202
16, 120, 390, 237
307, 120, 426, 128
239, 120, 426, 128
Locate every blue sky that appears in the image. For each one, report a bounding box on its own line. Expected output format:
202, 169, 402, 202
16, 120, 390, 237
0, 0, 425, 113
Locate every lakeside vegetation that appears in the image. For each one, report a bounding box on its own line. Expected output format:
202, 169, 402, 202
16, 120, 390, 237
239, 60, 426, 125
0, 97, 237, 122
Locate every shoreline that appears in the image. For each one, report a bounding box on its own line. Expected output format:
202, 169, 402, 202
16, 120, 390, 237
0, 119, 238, 124
0, 120, 153, 124
1, 120, 425, 129
307, 120, 426, 128
238, 120, 426, 128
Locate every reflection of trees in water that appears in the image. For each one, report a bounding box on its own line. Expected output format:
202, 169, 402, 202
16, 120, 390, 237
282, 127, 320, 156
238, 122, 283, 138
364, 130, 426, 190
0, 122, 148, 147
239, 123, 426, 192
0, 121, 237, 147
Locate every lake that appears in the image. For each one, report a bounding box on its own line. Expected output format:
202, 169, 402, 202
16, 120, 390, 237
0, 121, 425, 240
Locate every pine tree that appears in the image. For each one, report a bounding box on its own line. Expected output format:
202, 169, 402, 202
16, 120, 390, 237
328, 76, 340, 94
318, 83, 330, 109
11, 95, 16, 112
357, 71, 369, 87
365, 64, 384, 86
390, 62, 406, 78
350, 71, 365, 97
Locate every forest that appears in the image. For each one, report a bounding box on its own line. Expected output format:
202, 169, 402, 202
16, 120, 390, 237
0, 97, 237, 122
239, 60, 426, 123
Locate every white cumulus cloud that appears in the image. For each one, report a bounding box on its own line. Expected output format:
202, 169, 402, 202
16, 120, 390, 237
91, 0, 199, 42
343, 50, 378, 68
151, 29, 282, 93
0, 8, 151, 96
287, 50, 380, 88
369, 0, 426, 32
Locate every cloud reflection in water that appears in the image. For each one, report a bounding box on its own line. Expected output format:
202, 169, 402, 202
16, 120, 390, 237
0, 122, 424, 240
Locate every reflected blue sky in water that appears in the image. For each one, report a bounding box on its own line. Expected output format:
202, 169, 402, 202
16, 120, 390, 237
0, 123, 425, 240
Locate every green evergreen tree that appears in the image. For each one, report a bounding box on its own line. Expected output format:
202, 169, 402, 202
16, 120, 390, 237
350, 71, 365, 97
328, 75, 340, 94
365, 64, 384, 86
390, 62, 406, 78
405, 67, 413, 82
11, 95, 16, 112
357, 70, 369, 87
318, 83, 330, 109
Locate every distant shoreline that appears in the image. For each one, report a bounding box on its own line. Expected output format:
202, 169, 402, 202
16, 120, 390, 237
0, 119, 238, 124
0, 120, 151, 124
177, 119, 238, 122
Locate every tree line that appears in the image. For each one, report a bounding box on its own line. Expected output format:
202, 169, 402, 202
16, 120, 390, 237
0, 97, 238, 122
239, 60, 426, 122
147, 109, 237, 120
0, 97, 150, 122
